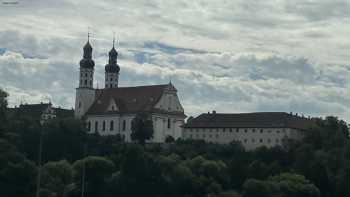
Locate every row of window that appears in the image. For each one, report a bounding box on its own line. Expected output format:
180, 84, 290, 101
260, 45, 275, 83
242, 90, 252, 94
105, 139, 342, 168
107, 77, 118, 82
187, 128, 286, 134
87, 118, 173, 132
80, 79, 93, 86
81, 73, 93, 78
87, 120, 127, 132
188, 134, 284, 144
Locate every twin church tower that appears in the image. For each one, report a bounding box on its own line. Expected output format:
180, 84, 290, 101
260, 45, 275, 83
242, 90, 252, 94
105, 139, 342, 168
74, 36, 186, 142
75, 37, 121, 118
79, 37, 120, 89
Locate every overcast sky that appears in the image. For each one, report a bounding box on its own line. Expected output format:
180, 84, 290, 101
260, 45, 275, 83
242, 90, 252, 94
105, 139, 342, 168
1, 0, 350, 121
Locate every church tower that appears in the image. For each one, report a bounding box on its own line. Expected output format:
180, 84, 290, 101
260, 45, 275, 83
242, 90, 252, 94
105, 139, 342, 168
104, 38, 120, 88
75, 36, 96, 118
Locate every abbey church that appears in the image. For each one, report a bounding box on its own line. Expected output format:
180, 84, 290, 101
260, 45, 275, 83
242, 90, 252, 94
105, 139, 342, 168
74, 38, 186, 142
73, 37, 316, 149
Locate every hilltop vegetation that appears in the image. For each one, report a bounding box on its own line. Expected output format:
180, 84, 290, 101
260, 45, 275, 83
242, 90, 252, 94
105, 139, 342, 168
1, 88, 350, 197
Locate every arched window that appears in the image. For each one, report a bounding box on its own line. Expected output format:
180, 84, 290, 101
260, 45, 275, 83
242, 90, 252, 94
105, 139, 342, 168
84, 80, 87, 85
85, 73, 88, 77
87, 121, 91, 131
110, 121, 114, 131
122, 120, 126, 131
167, 118, 171, 129
102, 121, 106, 131
95, 121, 98, 132
90, 81, 92, 86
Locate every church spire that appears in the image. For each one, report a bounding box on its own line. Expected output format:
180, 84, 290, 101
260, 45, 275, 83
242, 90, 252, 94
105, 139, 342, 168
108, 37, 118, 65
105, 36, 120, 88
80, 30, 95, 69
113, 33, 115, 48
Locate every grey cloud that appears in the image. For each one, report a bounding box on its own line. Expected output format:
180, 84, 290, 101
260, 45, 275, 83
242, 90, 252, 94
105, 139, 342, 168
285, 1, 350, 21
1, 0, 350, 122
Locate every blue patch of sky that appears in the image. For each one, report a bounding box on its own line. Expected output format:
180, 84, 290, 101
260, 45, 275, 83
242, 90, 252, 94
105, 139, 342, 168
128, 50, 155, 64
143, 41, 207, 55
0, 48, 6, 55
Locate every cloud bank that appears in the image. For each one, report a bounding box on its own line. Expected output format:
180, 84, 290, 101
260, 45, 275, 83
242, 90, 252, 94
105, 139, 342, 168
1, 0, 350, 120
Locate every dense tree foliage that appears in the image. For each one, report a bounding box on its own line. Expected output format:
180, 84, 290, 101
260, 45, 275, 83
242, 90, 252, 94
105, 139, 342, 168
0, 88, 8, 134
131, 112, 154, 145
1, 89, 350, 197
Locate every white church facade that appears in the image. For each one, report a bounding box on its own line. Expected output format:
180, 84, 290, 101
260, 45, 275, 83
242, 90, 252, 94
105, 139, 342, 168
74, 38, 186, 142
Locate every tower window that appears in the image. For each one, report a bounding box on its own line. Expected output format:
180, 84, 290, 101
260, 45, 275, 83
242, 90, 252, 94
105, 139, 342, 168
110, 84, 112, 88
85, 80, 87, 85
85, 73, 88, 77
87, 121, 91, 131
110, 121, 114, 131
102, 121, 106, 131
167, 118, 171, 129
90, 81, 92, 86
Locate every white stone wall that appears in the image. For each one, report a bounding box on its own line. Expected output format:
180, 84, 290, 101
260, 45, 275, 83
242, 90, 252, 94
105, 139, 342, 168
86, 115, 133, 141
152, 115, 184, 142
86, 113, 184, 143
74, 88, 96, 118
154, 91, 184, 113
183, 127, 303, 150
75, 67, 95, 118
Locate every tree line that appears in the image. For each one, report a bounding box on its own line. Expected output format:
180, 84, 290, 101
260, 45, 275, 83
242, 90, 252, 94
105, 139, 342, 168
1, 88, 350, 197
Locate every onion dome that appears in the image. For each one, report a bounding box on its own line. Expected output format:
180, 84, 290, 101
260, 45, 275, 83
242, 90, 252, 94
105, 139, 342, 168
80, 40, 95, 68
105, 45, 120, 73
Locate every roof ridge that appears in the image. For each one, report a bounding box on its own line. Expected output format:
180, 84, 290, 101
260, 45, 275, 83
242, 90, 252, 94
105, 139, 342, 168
203, 112, 289, 115
115, 84, 169, 89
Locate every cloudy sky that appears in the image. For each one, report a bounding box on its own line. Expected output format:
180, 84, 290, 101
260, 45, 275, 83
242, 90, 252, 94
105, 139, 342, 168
1, 0, 350, 121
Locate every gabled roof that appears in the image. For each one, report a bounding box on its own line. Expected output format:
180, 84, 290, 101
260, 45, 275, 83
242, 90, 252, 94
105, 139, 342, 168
183, 112, 316, 130
8, 103, 74, 120
87, 84, 183, 116
16, 103, 51, 118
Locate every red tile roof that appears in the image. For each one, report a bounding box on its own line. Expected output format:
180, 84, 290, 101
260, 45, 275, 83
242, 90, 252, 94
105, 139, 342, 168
86, 84, 185, 117
184, 112, 316, 130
